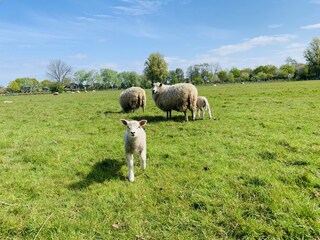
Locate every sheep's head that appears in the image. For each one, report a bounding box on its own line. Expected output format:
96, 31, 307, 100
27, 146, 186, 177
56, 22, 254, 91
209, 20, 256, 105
151, 82, 162, 95
121, 119, 147, 137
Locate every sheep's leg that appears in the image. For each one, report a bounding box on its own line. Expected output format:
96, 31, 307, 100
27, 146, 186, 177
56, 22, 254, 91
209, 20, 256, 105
207, 107, 212, 119
184, 110, 188, 121
190, 108, 196, 121
166, 110, 172, 119
197, 109, 201, 118
201, 108, 204, 119
139, 148, 146, 170
126, 153, 134, 182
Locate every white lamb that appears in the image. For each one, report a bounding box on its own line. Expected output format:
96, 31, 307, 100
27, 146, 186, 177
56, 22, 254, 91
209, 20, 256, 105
197, 96, 212, 119
120, 119, 147, 182
119, 87, 146, 113
151, 82, 198, 121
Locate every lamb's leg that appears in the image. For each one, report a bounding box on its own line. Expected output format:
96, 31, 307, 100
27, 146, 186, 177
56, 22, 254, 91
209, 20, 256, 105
139, 148, 146, 170
126, 153, 134, 182
201, 108, 204, 119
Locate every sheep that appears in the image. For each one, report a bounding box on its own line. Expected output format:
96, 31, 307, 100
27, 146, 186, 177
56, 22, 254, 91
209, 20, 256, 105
151, 82, 198, 121
197, 96, 212, 119
120, 119, 147, 182
119, 87, 146, 113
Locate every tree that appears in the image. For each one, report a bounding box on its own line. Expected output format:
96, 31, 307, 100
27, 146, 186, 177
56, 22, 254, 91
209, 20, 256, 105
118, 71, 141, 88
175, 68, 184, 83
304, 38, 320, 79
186, 65, 201, 83
100, 68, 119, 88
8, 78, 39, 92
210, 62, 221, 74
294, 63, 309, 80
40, 80, 52, 91
74, 70, 95, 87
168, 70, 178, 84
230, 67, 241, 82
144, 52, 169, 84
286, 57, 298, 66
7, 81, 20, 92
47, 59, 72, 83
217, 70, 228, 82
254, 72, 268, 81
277, 64, 295, 80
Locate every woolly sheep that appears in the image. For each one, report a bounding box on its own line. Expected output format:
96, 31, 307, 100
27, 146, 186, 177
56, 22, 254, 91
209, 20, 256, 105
120, 119, 147, 182
119, 87, 146, 113
197, 96, 212, 119
151, 82, 198, 121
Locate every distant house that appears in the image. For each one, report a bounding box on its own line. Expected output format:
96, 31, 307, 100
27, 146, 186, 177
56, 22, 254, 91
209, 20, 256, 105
65, 83, 80, 91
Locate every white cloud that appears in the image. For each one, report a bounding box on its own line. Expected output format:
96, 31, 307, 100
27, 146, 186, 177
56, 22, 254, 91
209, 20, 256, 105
310, 0, 320, 4
164, 36, 304, 72
268, 24, 284, 29
76, 17, 96, 22
210, 35, 296, 56
113, 0, 163, 15
301, 23, 320, 29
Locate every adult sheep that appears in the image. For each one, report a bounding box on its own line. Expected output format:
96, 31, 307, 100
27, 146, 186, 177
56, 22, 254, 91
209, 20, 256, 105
119, 87, 146, 113
151, 82, 198, 121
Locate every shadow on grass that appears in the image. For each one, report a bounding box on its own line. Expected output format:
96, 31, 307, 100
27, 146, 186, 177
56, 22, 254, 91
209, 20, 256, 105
104, 110, 122, 115
131, 115, 188, 123
69, 158, 125, 190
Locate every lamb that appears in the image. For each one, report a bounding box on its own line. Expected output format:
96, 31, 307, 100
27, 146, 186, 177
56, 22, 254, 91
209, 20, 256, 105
151, 82, 198, 121
119, 87, 146, 113
120, 119, 147, 182
197, 96, 212, 119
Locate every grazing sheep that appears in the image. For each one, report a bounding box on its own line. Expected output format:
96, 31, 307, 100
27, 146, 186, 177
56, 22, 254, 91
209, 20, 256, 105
119, 87, 146, 113
151, 82, 198, 121
121, 119, 147, 182
197, 96, 212, 119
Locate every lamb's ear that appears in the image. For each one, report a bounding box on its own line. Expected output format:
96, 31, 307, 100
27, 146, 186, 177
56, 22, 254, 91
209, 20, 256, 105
139, 120, 147, 126
120, 119, 128, 126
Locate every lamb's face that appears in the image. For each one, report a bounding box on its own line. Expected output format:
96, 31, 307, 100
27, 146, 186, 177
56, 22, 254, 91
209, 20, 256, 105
151, 82, 162, 95
126, 121, 141, 137
121, 119, 147, 138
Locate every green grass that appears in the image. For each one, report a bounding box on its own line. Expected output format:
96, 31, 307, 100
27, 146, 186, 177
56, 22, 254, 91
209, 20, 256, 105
0, 81, 320, 239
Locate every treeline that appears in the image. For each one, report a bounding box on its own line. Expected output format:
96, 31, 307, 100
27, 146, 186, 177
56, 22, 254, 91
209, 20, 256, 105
1, 38, 319, 94
1, 60, 311, 94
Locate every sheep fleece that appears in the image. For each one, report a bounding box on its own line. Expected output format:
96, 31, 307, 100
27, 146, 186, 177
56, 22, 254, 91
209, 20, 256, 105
119, 87, 146, 112
152, 83, 198, 112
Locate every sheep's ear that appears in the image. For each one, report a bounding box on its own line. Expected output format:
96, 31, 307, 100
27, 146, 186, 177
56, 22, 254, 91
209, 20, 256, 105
120, 119, 128, 126
139, 120, 147, 126
159, 83, 162, 87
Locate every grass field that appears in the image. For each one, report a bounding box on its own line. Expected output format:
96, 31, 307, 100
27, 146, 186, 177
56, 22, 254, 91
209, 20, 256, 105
0, 81, 319, 239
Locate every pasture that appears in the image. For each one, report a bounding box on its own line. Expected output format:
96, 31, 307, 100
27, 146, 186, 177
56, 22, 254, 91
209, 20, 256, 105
0, 81, 319, 239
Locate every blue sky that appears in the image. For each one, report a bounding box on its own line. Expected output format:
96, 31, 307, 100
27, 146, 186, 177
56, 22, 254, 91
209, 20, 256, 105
0, 0, 320, 86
